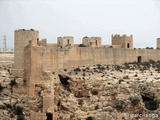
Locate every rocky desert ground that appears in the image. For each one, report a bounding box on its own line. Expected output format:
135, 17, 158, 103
0, 54, 29, 120
0, 54, 160, 120
54, 61, 160, 120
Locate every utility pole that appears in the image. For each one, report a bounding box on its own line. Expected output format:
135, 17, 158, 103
3, 35, 7, 53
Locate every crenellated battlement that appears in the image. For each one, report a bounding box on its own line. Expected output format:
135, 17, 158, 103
15, 29, 37, 32
82, 36, 102, 47
14, 29, 39, 69
112, 34, 133, 49
112, 34, 133, 39
14, 29, 159, 71
57, 36, 74, 48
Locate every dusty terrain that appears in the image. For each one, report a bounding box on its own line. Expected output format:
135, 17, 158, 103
54, 61, 160, 120
0, 54, 160, 120
0, 54, 29, 120
0, 54, 14, 65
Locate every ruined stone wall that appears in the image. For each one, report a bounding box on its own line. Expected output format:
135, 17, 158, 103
14, 29, 39, 69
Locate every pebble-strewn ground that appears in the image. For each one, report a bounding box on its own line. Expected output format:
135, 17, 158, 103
54, 61, 160, 120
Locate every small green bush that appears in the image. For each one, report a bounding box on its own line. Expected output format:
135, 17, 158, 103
86, 116, 95, 120
124, 63, 130, 69
78, 99, 83, 106
145, 98, 159, 111
17, 115, 25, 120
0, 105, 5, 110
15, 106, 23, 115
10, 79, 17, 87
95, 105, 99, 110
118, 79, 124, 84
142, 94, 160, 111
115, 101, 126, 111
129, 96, 140, 106
91, 90, 98, 95
123, 75, 129, 79
134, 74, 138, 77
74, 68, 81, 72
4, 103, 12, 109
10, 113, 14, 118
114, 65, 121, 71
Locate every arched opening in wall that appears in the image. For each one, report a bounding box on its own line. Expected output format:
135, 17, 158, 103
138, 56, 142, 63
127, 43, 130, 48
67, 39, 70, 45
96, 40, 98, 46
46, 112, 53, 120
37, 38, 39, 45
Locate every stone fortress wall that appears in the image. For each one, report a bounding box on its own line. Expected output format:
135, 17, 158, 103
20, 30, 160, 72
14, 29, 160, 95
14, 29, 160, 120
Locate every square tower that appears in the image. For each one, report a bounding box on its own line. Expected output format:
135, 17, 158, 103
14, 29, 39, 69
82, 37, 101, 47
112, 34, 133, 49
57, 36, 74, 48
38, 39, 47, 46
157, 38, 160, 49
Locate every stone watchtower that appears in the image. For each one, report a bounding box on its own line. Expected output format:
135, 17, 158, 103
57, 36, 74, 48
82, 37, 102, 47
157, 38, 160, 49
14, 29, 39, 69
112, 34, 133, 49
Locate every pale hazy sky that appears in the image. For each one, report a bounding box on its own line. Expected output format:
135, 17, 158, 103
0, 0, 160, 49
